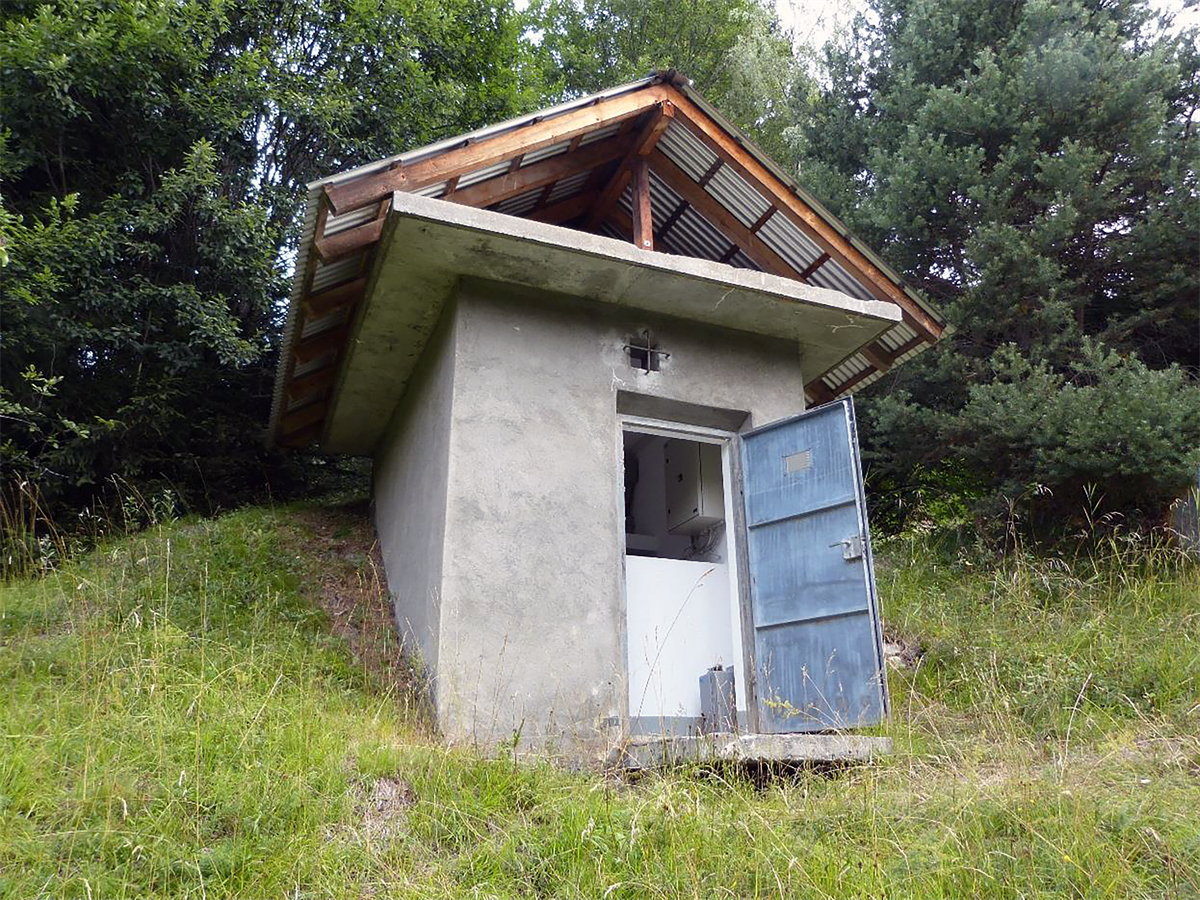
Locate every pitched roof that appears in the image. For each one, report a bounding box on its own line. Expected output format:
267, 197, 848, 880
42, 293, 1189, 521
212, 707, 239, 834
269, 71, 947, 448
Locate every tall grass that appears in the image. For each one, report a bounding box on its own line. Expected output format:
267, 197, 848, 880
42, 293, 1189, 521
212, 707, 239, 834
1, 504, 1197, 898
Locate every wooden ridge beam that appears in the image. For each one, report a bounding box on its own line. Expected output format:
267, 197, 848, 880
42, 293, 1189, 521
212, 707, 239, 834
445, 133, 633, 210
586, 102, 675, 229
664, 89, 943, 341
324, 84, 671, 215
648, 148, 797, 279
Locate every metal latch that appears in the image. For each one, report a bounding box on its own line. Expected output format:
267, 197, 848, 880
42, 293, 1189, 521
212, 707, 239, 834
830, 534, 864, 561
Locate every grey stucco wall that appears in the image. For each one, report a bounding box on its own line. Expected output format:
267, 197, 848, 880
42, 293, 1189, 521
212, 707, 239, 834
372, 306, 459, 697
421, 279, 807, 760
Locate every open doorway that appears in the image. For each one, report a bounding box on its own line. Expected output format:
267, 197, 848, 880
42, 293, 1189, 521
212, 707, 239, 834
621, 424, 744, 735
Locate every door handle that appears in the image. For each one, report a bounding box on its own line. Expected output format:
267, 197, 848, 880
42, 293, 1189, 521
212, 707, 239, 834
829, 535, 864, 561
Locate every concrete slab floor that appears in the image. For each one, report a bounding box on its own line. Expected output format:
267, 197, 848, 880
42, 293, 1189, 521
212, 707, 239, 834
608, 733, 893, 770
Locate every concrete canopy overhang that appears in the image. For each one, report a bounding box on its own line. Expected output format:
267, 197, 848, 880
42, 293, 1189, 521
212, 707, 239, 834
321, 191, 902, 454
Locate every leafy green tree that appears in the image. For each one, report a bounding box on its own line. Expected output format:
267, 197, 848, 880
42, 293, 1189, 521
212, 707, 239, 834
524, 0, 807, 161
795, 0, 1200, 529
1, 0, 538, 523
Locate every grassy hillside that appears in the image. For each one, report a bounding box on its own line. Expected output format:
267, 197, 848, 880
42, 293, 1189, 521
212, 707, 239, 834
1, 503, 1197, 899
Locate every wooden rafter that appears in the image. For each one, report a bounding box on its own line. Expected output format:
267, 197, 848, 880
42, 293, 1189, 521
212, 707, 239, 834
324, 85, 671, 215
294, 326, 348, 364
657, 199, 688, 241
585, 101, 674, 230
798, 252, 831, 282
664, 91, 943, 341
648, 148, 797, 279
528, 191, 599, 226
447, 134, 634, 211
280, 399, 327, 436
859, 342, 894, 373
314, 217, 385, 264
304, 277, 366, 318
287, 364, 338, 402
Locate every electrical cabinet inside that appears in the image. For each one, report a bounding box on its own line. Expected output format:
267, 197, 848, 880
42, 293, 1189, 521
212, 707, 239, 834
664, 438, 724, 535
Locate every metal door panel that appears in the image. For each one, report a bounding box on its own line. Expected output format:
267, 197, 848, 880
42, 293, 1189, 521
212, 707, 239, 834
739, 399, 887, 733
746, 503, 870, 627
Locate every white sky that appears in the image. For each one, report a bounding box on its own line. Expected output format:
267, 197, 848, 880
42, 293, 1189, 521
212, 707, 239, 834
774, 0, 1200, 48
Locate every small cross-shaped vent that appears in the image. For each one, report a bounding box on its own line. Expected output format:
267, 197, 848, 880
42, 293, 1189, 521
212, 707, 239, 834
625, 330, 669, 373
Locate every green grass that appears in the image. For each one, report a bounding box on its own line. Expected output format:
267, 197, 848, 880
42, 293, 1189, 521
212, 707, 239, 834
1, 505, 1197, 898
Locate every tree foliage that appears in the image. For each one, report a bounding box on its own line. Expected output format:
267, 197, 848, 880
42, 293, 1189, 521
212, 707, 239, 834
524, 0, 807, 162
1, 0, 538, 520
795, 0, 1200, 528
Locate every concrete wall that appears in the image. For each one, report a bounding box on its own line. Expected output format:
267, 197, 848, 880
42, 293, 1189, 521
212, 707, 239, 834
372, 306, 459, 697
409, 279, 806, 761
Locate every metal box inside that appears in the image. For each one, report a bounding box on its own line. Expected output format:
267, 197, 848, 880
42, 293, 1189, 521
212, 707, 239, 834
663, 438, 724, 535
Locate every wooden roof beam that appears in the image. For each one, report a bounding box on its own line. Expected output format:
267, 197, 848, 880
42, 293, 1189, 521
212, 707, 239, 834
631, 156, 653, 250
665, 91, 943, 342
648, 148, 798, 279
303, 277, 366, 318
585, 102, 675, 230
280, 400, 327, 436
527, 190, 600, 226
314, 217, 384, 264
287, 364, 338, 402
859, 342, 894, 373
324, 85, 671, 215
446, 133, 633, 210
294, 326, 348, 364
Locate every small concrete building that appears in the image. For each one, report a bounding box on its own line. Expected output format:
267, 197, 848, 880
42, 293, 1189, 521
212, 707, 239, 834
268, 72, 947, 763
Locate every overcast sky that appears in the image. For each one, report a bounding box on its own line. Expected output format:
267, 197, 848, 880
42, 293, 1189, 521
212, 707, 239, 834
774, 0, 1200, 49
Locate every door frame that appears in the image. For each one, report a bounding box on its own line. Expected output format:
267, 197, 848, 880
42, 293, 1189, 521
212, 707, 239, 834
616, 414, 760, 734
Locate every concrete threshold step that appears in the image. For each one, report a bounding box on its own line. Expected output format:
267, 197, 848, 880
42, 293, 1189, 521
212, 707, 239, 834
609, 732, 892, 770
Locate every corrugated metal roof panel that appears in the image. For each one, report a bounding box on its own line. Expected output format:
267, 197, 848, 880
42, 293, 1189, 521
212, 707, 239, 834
757, 212, 823, 273
580, 122, 621, 145
457, 158, 511, 189
494, 186, 542, 216
547, 170, 590, 203
521, 138, 572, 166
658, 119, 717, 181
705, 165, 770, 228
728, 249, 759, 270
809, 257, 876, 303
310, 256, 361, 294
323, 204, 379, 237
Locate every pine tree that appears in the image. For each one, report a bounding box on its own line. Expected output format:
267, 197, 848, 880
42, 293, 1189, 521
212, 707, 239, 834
796, 0, 1200, 528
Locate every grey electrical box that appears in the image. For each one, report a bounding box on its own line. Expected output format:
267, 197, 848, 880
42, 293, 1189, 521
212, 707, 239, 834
664, 439, 724, 535
699, 666, 737, 734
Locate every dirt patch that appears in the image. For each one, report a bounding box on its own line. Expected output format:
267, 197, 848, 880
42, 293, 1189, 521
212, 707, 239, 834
357, 776, 417, 838
282, 502, 414, 696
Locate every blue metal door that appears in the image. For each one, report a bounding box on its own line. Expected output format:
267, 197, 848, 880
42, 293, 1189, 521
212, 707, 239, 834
739, 398, 887, 732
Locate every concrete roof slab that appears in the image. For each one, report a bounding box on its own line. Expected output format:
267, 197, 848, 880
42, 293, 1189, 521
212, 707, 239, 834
323, 192, 901, 454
